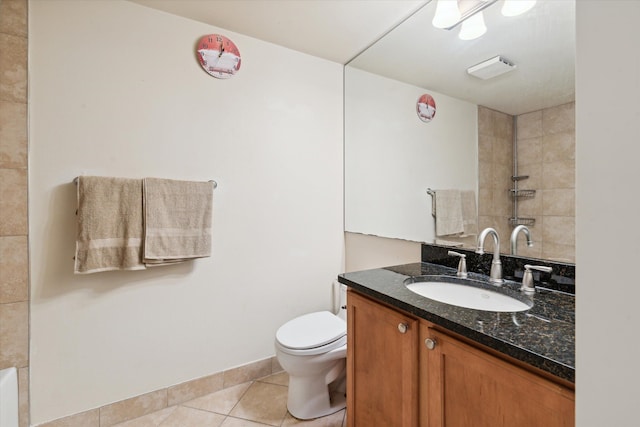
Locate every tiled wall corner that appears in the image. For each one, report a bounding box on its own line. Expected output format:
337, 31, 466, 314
477, 106, 513, 254
0, 1, 29, 427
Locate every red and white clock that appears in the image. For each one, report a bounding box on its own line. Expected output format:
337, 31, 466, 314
416, 94, 436, 122
196, 34, 241, 79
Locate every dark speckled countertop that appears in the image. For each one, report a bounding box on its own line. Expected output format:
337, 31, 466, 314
338, 262, 575, 383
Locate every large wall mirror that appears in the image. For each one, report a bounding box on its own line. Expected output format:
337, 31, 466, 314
345, 0, 575, 263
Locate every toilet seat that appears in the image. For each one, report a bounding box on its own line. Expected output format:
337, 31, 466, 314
276, 311, 346, 356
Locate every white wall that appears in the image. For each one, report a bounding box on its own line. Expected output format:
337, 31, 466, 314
576, 1, 640, 425
28, 1, 344, 424
344, 67, 478, 243
344, 232, 421, 273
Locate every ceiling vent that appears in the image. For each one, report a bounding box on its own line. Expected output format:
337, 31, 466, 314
467, 56, 516, 80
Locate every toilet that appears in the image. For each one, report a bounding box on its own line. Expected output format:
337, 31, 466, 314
274, 285, 347, 420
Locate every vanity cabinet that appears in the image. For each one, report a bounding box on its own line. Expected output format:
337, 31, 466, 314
421, 326, 575, 427
346, 290, 419, 427
346, 290, 574, 427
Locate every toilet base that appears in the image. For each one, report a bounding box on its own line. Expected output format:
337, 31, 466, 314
287, 369, 347, 420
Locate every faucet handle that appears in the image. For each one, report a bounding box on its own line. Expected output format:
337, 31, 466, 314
521, 264, 553, 294
447, 251, 468, 278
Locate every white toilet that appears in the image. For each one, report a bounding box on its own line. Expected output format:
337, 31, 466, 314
274, 285, 347, 420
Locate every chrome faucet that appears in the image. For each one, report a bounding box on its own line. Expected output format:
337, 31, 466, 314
510, 225, 533, 255
448, 250, 468, 278
476, 228, 504, 285
521, 264, 553, 294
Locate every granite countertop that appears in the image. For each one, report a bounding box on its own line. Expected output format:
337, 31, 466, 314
338, 262, 575, 383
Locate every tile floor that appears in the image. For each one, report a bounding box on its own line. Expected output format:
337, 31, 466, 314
112, 372, 346, 427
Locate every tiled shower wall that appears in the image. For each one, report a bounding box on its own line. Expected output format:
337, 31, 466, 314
478, 103, 576, 263
516, 102, 575, 262
478, 106, 514, 254
0, 0, 29, 426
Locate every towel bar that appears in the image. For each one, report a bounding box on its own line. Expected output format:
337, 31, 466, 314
72, 177, 218, 189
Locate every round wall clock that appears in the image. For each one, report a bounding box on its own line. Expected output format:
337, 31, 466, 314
416, 94, 436, 122
196, 34, 242, 79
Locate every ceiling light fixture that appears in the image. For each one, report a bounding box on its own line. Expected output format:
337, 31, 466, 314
432, 0, 497, 30
432, 0, 536, 41
458, 11, 487, 40
432, 0, 462, 29
501, 0, 537, 17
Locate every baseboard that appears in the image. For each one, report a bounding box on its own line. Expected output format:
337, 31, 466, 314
36, 356, 282, 427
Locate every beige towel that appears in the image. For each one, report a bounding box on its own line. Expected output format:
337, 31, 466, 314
74, 176, 146, 274
461, 190, 478, 236
143, 178, 213, 265
433, 190, 464, 236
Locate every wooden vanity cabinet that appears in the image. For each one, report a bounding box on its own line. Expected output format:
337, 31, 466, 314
420, 325, 575, 427
346, 290, 419, 427
346, 290, 575, 427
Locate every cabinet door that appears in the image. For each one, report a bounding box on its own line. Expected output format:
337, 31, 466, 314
347, 290, 418, 427
422, 326, 574, 427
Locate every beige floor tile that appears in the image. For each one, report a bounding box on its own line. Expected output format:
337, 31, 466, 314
281, 409, 345, 426
183, 381, 252, 415
229, 381, 288, 426
258, 371, 289, 387
112, 407, 177, 427
158, 406, 226, 427
101, 374, 347, 427
221, 417, 273, 427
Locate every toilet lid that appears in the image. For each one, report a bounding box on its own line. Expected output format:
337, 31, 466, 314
276, 311, 346, 350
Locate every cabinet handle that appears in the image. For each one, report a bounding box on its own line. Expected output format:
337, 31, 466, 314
425, 338, 437, 350
398, 323, 408, 334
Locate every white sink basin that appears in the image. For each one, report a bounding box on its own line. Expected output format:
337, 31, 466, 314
405, 278, 532, 312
